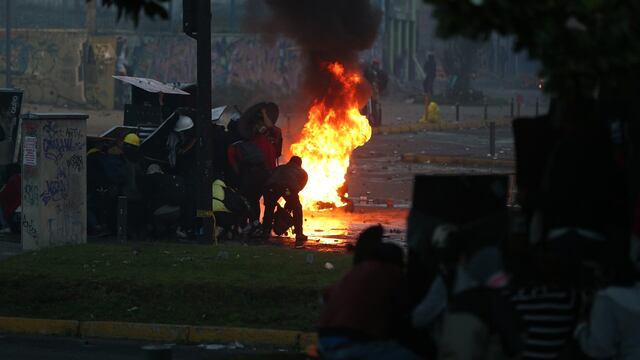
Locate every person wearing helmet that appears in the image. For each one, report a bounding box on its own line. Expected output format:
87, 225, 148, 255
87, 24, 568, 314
166, 114, 198, 239
121, 133, 147, 240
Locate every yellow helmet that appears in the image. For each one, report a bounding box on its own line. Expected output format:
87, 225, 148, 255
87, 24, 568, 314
123, 133, 140, 147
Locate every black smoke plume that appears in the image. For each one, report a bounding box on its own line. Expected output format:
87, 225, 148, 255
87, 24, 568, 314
262, 0, 382, 103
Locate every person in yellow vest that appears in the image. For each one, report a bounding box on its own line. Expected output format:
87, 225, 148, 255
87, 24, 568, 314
212, 179, 250, 241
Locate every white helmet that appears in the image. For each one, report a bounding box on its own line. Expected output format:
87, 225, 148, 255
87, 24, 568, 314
174, 115, 194, 132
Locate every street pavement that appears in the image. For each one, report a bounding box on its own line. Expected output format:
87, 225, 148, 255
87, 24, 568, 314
0, 334, 304, 360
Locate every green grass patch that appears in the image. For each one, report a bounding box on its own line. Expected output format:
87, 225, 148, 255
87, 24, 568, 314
0, 243, 351, 331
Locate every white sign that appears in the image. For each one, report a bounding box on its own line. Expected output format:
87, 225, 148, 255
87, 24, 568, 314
23, 136, 37, 166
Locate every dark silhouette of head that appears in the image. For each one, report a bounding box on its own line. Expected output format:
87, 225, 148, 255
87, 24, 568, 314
289, 156, 302, 167
353, 225, 384, 264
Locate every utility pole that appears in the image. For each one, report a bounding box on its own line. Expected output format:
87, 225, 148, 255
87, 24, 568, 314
86, 0, 97, 35
5, 0, 11, 88
196, 0, 213, 243
183, 0, 213, 242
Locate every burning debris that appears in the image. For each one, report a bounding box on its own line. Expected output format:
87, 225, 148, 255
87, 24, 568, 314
291, 63, 372, 209
262, 0, 382, 210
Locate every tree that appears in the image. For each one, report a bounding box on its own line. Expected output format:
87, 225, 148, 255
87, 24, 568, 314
86, 0, 170, 25
424, 0, 640, 249
423, 0, 640, 107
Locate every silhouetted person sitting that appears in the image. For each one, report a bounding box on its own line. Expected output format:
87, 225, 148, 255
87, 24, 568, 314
317, 225, 421, 359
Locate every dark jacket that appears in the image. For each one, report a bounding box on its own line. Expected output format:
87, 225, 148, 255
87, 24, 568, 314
267, 163, 308, 194
318, 261, 410, 340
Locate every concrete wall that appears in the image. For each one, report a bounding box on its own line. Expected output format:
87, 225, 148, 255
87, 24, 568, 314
0, 29, 304, 108
21, 114, 87, 250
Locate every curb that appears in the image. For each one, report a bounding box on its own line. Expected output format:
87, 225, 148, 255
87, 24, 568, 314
0, 317, 317, 349
373, 118, 512, 135
401, 153, 515, 168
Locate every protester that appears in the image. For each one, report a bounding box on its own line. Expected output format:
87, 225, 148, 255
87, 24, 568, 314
142, 163, 184, 238
0, 163, 21, 234
573, 203, 640, 360
228, 102, 282, 233
317, 225, 421, 360
121, 133, 147, 240
167, 114, 197, 238
261, 156, 308, 247
438, 246, 523, 360
510, 241, 581, 360
422, 51, 437, 123
86, 144, 112, 236
212, 178, 250, 241
228, 139, 269, 232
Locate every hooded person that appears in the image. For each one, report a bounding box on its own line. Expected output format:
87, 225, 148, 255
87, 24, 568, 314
574, 199, 640, 360
317, 225, 420, 360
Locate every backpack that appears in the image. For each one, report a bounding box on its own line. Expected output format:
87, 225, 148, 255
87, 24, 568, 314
273, 204, 294, 236
236, 141, 264, 166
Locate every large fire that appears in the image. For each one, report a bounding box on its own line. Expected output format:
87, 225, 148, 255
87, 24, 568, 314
290, 62, 372, 210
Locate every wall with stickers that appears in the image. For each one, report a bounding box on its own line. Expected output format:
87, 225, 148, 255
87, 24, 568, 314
21, 114, 87, 250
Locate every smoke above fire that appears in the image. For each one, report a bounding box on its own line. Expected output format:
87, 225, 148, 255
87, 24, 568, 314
261, 0, 382, 210
262, 0, 382, 101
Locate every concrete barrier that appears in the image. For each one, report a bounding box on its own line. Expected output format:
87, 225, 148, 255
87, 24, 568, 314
401, 153, 515, 168
0, 316, 317, 349
0, 317, 79, 337
374, 118, 512, 135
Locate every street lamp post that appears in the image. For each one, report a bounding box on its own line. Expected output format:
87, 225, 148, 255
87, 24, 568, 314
5, 0, 11, 88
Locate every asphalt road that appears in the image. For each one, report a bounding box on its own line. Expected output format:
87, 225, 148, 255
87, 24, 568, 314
0, 334, 304, 360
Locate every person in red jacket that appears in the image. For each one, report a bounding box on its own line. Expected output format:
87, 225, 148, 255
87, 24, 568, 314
317, 225, 421, 359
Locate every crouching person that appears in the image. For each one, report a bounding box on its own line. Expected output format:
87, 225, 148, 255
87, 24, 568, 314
261, 156, 308, 247
317, 225, 421, 360
212, 178, 251, 241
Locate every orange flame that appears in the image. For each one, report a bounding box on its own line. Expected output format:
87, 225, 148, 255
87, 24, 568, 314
290, 62, 372, 210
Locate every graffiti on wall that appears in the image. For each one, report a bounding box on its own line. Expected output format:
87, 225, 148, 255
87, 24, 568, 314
0, 30, 86, 105
121, 34, 303, 96
1, 30, 304, 108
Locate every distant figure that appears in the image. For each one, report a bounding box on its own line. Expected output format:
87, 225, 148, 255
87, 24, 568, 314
317, 225, 420, 359
363, 60, 387, 127
422, 52, 437, 123
423, 52, 437, 96
261, 156, 308, 248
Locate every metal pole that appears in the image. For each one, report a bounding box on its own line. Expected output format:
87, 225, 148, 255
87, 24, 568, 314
455, 103, 460, 122
5, 0, 11, 88
229, 0, 236, 32
483, 100, 488, 121
196, 0, 213, 243
535, 97, 539, 116
489, 121, 496, 158
510, 98, 514, 118
117, 196, 128, 242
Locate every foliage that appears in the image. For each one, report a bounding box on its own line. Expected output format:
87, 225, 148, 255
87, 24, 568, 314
423, 0, 640, 100
0, 243, 350, 330
87, 0, 171, 25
